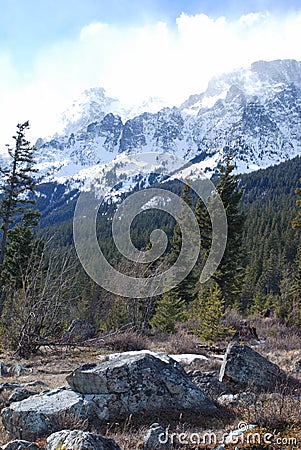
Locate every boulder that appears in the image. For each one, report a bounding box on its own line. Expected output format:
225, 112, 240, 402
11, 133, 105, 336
67, 352, 217, 418
0, 381, 48, 404
219, 342, 281, 391
1, 441, 39, 450
0, 381, 48, 393
46, 430, 120, 450
1, 387, 93, 441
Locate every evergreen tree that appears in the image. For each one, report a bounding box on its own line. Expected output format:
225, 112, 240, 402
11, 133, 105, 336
292, 178, 301, 229
289, 250, 301, 328
169, 183, 198, 303
149, 288, 186, 333
0, 122, 39, 316
189, 281, 227, 343
195, 155, 245, 307
290, 187, 301, 326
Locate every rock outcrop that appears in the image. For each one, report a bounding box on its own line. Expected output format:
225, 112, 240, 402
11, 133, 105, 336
219, 342, 281, 391
66, 352, 217, 416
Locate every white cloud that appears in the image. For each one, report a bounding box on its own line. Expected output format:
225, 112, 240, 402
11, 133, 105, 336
1, 9, 301, 148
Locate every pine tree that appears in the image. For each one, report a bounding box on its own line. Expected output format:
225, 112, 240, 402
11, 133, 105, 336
290, 179, 301, 327
0, 122, 39, 316
149, 288, 186, 333
169, 183, 198, 303
292, 179, 301, 229
189, 281, 227, 343
195, 155, 245, 307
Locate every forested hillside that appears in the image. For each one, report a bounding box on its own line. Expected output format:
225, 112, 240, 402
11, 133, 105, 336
34, 156, 301, 330
240, 156, 301, 319
1, 132, 301, 357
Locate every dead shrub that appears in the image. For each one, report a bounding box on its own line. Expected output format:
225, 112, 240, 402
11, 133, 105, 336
222, 309, 245, 330
248, 316, 301, 350
152, 330, 202, 355
241, 382, 301, 431
102, 330, 150, 352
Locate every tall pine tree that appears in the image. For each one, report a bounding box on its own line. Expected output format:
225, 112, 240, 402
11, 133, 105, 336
195, 155, 245, 307
169, 183, 198, 303
0, 122, 39, 316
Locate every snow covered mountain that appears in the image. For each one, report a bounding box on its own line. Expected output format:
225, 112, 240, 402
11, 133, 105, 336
29, 59, 301, 190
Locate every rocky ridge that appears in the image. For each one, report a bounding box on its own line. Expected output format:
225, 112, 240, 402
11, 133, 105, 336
32, 59, 301, 191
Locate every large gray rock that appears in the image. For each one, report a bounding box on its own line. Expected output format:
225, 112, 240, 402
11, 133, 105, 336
219, 342, 281, 391
46, 430, 120, 450
67, 352, 217, 418
1, 388, 93, 441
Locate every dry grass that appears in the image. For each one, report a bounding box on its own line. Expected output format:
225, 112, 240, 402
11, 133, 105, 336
149, 330, 203, 355
101, 330, 150, 353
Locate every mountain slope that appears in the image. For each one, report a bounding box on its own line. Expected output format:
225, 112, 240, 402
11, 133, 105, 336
31, 59, 301, 190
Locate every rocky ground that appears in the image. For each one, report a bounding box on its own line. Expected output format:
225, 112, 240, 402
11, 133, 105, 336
0, 317, 300, 449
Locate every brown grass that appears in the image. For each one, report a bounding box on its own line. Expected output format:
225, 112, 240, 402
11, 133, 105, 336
149, 330, 203, 355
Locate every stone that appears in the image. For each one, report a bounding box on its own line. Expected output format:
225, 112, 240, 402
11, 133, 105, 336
7, 388, 36, 404
217, 392, 256, 407
0, 381, 48, 394
0, 362, 8, 377
2, 353, 217, 441
46, 430, 121, 450
1, 441, 39, 450
1, 387, 93, 441
219, 342, 281, 391
67, 352, 217, 419
7, 364, 26, 378
143, 423, 171, 449
294, 359, 301, 372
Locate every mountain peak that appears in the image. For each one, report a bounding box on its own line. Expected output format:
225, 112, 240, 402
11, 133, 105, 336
251, 59, 301, 86
60, 88, 120, 135
34, 58, 301, 189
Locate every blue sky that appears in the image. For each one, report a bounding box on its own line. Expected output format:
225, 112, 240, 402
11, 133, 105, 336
1, 0, 301, 144
2, 0, 300, 70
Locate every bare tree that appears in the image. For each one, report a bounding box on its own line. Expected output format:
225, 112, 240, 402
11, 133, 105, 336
4, 244, 78, 358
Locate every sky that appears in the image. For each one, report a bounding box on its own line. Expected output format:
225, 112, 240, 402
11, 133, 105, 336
1, 0, 301, 146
